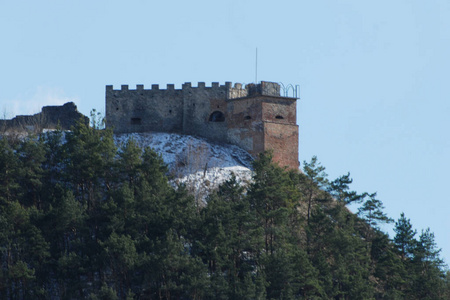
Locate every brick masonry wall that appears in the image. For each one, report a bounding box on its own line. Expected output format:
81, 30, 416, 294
226, 97, 264, 156
264, 122, 299, 169
261, 98, 299, 168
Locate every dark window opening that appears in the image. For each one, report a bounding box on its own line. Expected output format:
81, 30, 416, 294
217, 105, 220, 108
275, 115, 284, 119
209, 111, 225, 122
245, 115, 252, 120
116, 107, 119, 111
131, 117, 142, 125
169, 110, 172, 114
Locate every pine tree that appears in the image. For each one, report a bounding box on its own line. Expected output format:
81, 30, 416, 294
357, 192, 393, 244
15, 137, 46, 208
63, 117, 116, 209
394, 213, 417, 259
248, 152, 298, 254
370, 231, 407, 299
409, 228, 445, 299
358, 193, 393, 230
116, 138, 143, 189
0, 137, 21, 204
0, 201, 49, 298
301, 156, 329, 227
328, 172, 365, 204
197, 175, 264, 299
99, 232, 137, 298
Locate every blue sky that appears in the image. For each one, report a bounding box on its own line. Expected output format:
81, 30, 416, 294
1, 0, 450, 264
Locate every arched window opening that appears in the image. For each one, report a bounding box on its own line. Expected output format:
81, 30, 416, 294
275, 115, 284, 120
245, 115, 252, 120
209, 111, 225, 122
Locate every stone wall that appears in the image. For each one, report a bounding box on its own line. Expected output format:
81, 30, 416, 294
1, 102, 88, 134
106, 84, 184, 134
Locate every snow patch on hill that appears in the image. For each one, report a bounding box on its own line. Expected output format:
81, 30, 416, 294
114, 132, 254, 203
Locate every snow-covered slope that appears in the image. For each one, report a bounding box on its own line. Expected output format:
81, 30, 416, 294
114, 132, 254, 203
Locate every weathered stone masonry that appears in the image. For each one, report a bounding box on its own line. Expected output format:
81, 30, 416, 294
0, 102, 88, 133
106, 81, 299, 169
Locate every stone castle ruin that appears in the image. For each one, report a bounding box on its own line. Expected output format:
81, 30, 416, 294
1, 102, 88, 134
106, 81, 299, 169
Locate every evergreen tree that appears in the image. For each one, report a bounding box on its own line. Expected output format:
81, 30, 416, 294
15, 137, 46, 208
357, 192, 393, 244
100, 232, 137, 298
370, 231, 407, 299
0, 137, 21, 204
328, 172, 365, 205
300, 156, 329, 228
116, 138, 143, 189
0, 201, 49, 299
248, 152, 298, 254
197, 175, 264, 299
358, 193, 393, 230
410, 228, 445, 299
394, 213, 417, 259
63, 117, 116, 209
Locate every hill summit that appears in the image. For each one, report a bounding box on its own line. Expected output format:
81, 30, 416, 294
114, 132, 253, 203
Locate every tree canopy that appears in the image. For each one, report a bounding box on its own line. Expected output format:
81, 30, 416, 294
0, 121, 448, 299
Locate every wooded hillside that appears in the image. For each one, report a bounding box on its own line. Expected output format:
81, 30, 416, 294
0, 119, 448, 299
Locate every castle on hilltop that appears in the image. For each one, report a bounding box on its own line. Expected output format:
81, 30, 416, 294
106, 81, 299, 169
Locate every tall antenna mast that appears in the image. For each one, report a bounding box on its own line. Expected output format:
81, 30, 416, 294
255, 47, 258, 84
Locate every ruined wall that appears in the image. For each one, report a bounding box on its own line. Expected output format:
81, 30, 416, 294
106, 81, 299, 169
1, 102, 88, 133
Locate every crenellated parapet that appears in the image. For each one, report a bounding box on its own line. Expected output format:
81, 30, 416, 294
105, 81, 286, 100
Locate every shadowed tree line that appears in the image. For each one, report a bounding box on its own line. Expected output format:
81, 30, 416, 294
0, 118, 449, 299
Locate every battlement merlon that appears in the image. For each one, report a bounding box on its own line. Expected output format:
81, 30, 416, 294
106, 82, 242, 91
105, 81, 287, 98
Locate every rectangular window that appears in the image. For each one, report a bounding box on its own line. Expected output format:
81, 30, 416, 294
131, 117, 142, 125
